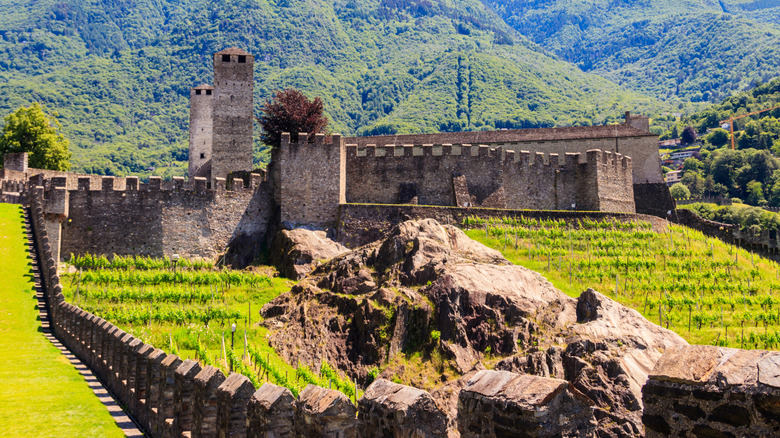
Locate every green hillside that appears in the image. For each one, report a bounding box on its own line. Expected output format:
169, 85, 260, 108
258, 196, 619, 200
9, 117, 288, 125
0, 0, 664, 178
484, 0, 780, 103
662, 78, 780, 206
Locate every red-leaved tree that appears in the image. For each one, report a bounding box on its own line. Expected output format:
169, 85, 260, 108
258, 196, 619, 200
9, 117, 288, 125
258, 89, 329, 147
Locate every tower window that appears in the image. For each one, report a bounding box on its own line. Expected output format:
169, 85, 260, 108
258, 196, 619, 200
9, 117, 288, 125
238, 55, 246, 63
200, 153, 206, 159
222, 54, 231, 62
195, 89, 202, 95
206, 89, 212, 95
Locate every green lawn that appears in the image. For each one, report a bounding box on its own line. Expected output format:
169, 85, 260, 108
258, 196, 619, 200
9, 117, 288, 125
0, 203, 125, 438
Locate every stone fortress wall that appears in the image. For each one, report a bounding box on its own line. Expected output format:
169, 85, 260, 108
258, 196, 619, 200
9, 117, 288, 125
344, 142, 635, 213
3, 155, 274, 263
24, 186, 780, 437
344, 112, 675, 217
0, 47, 653, 262
275, 132, 636, 229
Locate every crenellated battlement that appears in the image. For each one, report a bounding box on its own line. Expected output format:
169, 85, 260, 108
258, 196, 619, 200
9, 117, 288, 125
346, 143, 632, 173
57, 173, 266, 195
281, 132, 343, 148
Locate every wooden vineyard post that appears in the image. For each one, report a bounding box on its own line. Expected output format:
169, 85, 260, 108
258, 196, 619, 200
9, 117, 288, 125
221, 333, 228, 370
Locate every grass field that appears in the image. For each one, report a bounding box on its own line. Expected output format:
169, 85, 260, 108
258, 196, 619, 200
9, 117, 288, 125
0, 203, 125, 438
464, 216, 780, 349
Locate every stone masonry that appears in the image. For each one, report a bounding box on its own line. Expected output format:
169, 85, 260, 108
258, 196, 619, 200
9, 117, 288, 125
344, 144, 635, 213
457, 370, 597, 437
25, 186, 780, 437
188, 84, 214, 179
642, 344, 780, 437
210, 47, 254, 183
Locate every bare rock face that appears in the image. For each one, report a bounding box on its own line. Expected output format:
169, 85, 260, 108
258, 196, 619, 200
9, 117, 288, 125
261, 219, 687, 437
269, 228, 349, 279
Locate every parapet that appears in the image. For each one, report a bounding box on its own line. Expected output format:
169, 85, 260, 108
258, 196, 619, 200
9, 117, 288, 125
458, 370, 596, 437
280, 132, 342, 148
345, 143, 606, 171
643, 345, 780, 437
39, 173, 266, 196
3, 152, 28, 172
586, 149, 632, 169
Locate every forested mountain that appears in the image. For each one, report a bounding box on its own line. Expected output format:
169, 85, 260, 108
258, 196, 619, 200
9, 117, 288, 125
0, 0, 666, 177
484, 0, 780, 103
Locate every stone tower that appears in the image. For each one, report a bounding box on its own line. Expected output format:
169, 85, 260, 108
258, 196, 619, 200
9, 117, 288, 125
624, 111, 650, 132
188, 84, 214, 179
211, 47, 254, 182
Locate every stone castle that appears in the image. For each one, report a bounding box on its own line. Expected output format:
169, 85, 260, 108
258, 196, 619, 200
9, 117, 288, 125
5, 47, 780, 438
0, 47, 674, 264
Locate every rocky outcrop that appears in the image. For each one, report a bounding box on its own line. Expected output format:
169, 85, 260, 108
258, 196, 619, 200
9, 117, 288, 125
260, 219, 688, 436
269, 228, 349, 279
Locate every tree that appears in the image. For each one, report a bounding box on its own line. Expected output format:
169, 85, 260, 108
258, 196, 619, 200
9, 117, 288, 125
670, 182, 691, 200
707, 128, 729, 147
0, 102, 71, 171
746, 180, 766, 205
682, 157, 701, 173
681, 126, 697, 144
682, 172, 706, 197
257, 89, 328, 147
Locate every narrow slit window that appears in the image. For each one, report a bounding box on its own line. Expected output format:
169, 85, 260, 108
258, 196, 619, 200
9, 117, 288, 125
200, 153, 206, 159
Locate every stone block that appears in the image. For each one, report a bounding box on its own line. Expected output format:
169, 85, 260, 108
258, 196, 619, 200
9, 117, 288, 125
215, 373, 256, 438
457, 370, 596, 438
193, 365, 226, 438
296, 384, 357, 438
643, 345, 780, 437
132, 344, 155, 422
172, 359, 202, 437
173, 176, 185, 191
358, 379, 447, 438
247, 383, 296, 438
194, 177, 208, 192
155, 354, 183, 436
148, 176, 162, 191
144, 348, 167, 431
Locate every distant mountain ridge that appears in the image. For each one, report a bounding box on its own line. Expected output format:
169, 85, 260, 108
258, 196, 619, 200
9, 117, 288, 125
483, 0, 780, 103
0, 0, 664, 177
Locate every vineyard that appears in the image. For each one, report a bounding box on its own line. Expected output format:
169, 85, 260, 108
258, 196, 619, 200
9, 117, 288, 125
463, 216, 780, 350
61, 255, 359, 400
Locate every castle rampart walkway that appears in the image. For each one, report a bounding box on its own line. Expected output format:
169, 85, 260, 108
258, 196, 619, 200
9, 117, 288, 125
0, 202, 140, 437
